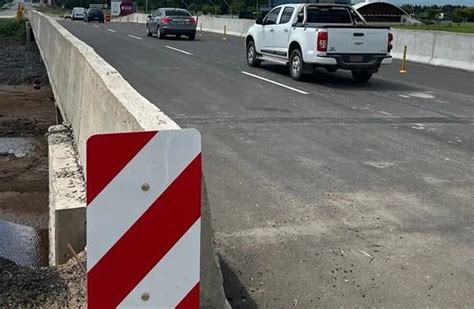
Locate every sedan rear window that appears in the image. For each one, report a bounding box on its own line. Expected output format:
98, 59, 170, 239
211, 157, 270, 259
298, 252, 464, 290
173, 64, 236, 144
89, 8, 102, 14
165, 10, 191, 16
307, 7, 352, 24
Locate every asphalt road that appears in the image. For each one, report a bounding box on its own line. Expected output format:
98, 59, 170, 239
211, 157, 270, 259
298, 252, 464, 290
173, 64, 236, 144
60, 20, 474, 308
0, 1, 18, 18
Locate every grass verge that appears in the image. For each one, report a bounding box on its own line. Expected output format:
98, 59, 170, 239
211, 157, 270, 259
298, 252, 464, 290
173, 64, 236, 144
393, 22, 474, 34
0, 18, 26, 43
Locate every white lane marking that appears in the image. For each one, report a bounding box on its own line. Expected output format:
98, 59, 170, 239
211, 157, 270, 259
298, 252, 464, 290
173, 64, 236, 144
241, 71, 308, 95
93, 25, 99, 28
165, 45, 192, 55
128, 34, 142, 40
398, 94, 410, 98
360, 250, 373, 258
107, 29, 116, 33
408, 92, 435, 99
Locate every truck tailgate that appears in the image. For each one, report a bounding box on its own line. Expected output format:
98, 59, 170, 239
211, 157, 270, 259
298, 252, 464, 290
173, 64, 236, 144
327, 28, 389, 55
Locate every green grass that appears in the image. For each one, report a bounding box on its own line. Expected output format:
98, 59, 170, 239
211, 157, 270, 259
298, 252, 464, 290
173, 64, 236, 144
36, 5, 68, 16
0, 18, 26, 43
393, 22, 474, 34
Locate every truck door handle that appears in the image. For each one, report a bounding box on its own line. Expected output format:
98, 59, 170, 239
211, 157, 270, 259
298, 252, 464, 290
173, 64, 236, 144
270, 29, 274, 32
284, 28, 289, 32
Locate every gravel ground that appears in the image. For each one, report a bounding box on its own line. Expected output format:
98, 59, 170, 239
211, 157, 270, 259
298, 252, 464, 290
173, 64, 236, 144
0, 252, 86, 308
0, 42, 48, 85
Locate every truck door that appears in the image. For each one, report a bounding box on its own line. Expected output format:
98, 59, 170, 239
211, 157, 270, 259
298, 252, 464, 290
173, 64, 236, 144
260, 7, 281, 53
273, 6, 295, 57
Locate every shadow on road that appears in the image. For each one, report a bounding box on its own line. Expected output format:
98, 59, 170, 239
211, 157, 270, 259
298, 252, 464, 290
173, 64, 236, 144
260, 64, 422, 92
219, 254, 258, 309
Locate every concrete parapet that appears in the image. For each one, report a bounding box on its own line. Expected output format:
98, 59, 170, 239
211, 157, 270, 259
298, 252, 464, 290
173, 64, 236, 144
29, 10, 229, 307
48, 124, 85, 266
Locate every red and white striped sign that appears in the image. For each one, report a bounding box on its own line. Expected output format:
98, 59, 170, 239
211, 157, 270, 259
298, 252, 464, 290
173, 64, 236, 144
86, 129, 201, 308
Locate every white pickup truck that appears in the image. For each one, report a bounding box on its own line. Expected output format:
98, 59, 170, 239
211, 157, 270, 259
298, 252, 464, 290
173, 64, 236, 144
245, 4, 393, 81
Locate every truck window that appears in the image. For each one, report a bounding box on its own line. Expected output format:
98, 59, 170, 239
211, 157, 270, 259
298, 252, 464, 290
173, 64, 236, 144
306, 7, 352, 24
279, 7, 294, 24
264, 7, 281, 25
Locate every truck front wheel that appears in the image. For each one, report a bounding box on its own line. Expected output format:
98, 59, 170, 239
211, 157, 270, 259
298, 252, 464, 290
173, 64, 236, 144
351, 70, 373, 82
246, 40, 261, 67
289, 49, 304, 81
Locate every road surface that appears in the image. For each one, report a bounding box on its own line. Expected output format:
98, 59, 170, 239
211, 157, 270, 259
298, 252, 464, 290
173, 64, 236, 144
60, 20, 474, 308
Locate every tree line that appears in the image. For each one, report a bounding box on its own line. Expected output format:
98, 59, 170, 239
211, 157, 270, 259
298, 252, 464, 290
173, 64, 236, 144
400, 4, 474, 23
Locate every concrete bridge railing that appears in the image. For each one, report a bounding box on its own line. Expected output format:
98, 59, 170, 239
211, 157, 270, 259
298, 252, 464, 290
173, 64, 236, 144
28, 10, 229, 308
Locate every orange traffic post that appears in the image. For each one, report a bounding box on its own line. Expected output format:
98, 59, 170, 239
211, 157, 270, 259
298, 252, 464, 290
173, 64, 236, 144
400, 45, 407, 74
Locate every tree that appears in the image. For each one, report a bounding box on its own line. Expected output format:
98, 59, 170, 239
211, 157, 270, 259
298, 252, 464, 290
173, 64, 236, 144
454, 7, 470, 23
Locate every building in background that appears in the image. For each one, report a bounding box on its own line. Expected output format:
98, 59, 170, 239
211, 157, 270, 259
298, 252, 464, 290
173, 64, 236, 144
353, 0, 421, 25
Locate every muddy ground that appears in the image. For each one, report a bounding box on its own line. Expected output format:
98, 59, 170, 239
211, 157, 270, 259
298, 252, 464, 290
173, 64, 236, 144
0, 85, 54, 230
0, 40, 86, 307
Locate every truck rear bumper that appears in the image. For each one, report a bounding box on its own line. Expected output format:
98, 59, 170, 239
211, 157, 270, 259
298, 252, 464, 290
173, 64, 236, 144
305, 52, 392, 70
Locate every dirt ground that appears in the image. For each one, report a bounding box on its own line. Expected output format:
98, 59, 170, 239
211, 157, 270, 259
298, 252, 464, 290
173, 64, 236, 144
0, 85, 54, 229
0, 41, 86, 307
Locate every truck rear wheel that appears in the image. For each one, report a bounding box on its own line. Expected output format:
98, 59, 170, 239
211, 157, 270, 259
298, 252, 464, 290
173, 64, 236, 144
289, 49, 304, 81
352, 70, 373, 82
246, 40, 261, 67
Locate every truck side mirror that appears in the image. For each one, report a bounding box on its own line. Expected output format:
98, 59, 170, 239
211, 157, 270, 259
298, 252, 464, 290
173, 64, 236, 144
255, 16, 263, 25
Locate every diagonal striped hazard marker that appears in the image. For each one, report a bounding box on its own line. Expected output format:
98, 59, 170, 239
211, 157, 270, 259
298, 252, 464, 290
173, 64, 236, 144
86, 129, 201, 308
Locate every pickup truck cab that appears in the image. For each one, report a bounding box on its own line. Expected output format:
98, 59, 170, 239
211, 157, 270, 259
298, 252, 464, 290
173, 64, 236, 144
246, 4, 393, 81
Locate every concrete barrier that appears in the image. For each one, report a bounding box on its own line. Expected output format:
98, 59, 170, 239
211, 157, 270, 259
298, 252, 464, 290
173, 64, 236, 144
113, 14, 473, 71
29, 10, 229, 307
391, 29, 474, 72
197, 15, 254, 37
48, 124, 85, 266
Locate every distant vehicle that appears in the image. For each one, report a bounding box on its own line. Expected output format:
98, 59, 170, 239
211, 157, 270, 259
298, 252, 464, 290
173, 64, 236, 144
84, 8, 104, 23
146, 8, 197, 40
64, 12, 72, 19
71, 7, 86, 20
246, 3, 393, 82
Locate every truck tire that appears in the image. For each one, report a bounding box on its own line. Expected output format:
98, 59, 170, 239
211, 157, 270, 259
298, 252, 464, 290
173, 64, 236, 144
289, 49, 304, 81
246, 40, 261, 67
352, 70, 373, 82
189, 33, 196, 40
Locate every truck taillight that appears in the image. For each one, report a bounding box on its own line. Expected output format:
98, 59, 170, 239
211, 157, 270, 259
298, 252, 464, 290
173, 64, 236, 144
190, 17, 197, 25
317, 31, 328, 52
388, 32, 393, 52
161, 17, 173, 24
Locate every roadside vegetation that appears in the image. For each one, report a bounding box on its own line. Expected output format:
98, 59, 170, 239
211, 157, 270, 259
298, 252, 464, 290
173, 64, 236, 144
0, 18, 26, 43
394, 22, 474, 34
